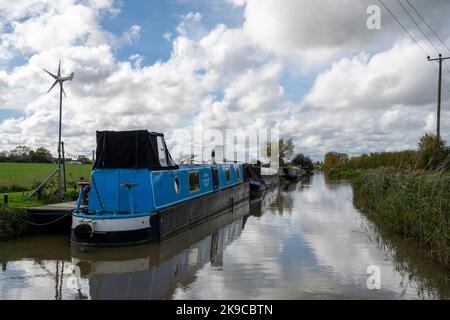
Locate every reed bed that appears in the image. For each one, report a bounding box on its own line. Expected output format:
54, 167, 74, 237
353, 168, 450, 270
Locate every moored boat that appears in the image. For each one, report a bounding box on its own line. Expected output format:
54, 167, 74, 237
244, 164, 278, 192
71, 130, 249, 246
278, 166, 303, 181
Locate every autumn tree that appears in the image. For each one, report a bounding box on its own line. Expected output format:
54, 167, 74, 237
323, 152, 349, 168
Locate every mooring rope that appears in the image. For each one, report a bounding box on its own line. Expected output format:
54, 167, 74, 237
15, 214, 71, 226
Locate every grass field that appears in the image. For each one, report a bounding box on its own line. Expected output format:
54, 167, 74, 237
0, 162, 92, 192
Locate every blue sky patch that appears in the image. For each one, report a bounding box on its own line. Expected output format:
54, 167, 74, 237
101, 0, 244, 64
0, 109, 25, 122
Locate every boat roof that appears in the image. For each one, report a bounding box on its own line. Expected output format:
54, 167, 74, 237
93, 130, 178, 171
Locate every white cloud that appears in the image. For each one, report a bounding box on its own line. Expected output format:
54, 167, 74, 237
118, 24, 141, 46
1, 0, 450, 161
304, 40, 439, 110
162, 32, 172, 42
235, 0, 450, 69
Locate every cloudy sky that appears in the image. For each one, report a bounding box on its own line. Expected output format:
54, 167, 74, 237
0, 0, 449, 160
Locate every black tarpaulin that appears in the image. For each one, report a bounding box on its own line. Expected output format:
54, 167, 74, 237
94, 130, 178, 170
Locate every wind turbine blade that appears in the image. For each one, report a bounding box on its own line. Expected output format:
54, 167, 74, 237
61, 86, 67, 98
43, 69, 57, 80
47, 80, 58, 93
57, 60, 61, 77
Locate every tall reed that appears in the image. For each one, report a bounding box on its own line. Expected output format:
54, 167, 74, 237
353, 168, 450, 270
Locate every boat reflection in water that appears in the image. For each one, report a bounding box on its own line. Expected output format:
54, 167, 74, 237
70, 200, 253, 299
249, 185, 279, 217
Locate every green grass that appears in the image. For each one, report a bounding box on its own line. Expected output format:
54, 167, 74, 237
0, 163, 91, 192
4, 191, 57, 209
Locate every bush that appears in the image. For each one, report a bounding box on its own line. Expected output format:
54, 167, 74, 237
0, 209, 30, 241
416, 133, 449, 170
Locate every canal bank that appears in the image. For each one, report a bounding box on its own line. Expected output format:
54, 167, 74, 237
324, 167, 450, 270
0, 172, 448, 299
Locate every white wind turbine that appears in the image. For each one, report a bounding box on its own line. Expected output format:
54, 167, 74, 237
43, 60, 74, 200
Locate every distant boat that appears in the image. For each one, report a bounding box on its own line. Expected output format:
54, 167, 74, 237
71, 130, 249, 246
244, 163, 278, 192
278, 166, 303, 181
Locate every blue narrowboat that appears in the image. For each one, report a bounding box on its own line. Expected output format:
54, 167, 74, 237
71, 130, 249, 246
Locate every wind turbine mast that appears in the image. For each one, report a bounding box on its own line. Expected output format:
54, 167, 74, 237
44, 60, 74, 200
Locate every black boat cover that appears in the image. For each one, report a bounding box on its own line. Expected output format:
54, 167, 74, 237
94, 130, 178, 170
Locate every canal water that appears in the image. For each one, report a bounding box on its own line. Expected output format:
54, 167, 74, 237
0, 172, 448, 299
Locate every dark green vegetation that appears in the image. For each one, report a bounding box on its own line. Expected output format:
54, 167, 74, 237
291, 153, 314, 172
324, 134, 449, 174
0, 145, 92, 164
0, 146, 53, 163
0, 208, 30, 241
323, 134, 450, 270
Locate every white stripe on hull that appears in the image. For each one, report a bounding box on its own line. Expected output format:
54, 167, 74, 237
72, 215, 150, 232
72, 258, 150, 274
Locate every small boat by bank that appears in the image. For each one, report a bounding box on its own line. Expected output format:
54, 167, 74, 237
71, 130, 249, 246
278, 166, 303, 182
244, 164, 278, 192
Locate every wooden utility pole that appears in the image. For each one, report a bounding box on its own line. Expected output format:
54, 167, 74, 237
428, 54, 450, 139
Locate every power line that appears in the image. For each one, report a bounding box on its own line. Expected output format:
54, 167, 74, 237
431, 61, 450, 92
378, 0, 429, 57
381, 0, 448, 139
379, 0, 450, 92
396, 0, 440, 55
404, 0, 450, 52
444, 60, 450, 74
402, 0, 450, 75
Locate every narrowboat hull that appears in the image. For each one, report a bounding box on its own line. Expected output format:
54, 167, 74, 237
71, 182, 249, 246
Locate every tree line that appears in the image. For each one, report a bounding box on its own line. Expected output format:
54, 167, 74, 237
0, 146, 92, 164
0, 146, 53, 163
323, 134, 450, 171
276, 138, 315, 172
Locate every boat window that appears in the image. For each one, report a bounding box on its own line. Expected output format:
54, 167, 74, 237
174, 176, 180, 194
235, 167, 240, 179
189, 172, 200, 192
225, 167, 230, 182
157, 136, 168, 167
